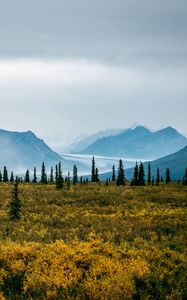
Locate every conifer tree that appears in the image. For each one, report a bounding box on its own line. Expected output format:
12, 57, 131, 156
105, 178, 109, 186
56, 162, 64, 189
50, 167, 54, 183
165, 168, 171, 184
25, 169, 30, 183
95, 168, 99, 182
41, 162, 47, 184
147, 162, 151, 185
156, 168, 160, 186
91, 156, 96, 182
116, 159, 125, 186
32, 167, 37, 183
182, 167, 187, 185
131, 162, 138, 186
160, 176, 163, 183
66, 171, 71, 190
73, 165, 78, 185
9, 181, 21, 220
3, 166, 8, 182
0, 170, 2, 182
112, 165, 116, 182
152, 176, 155, 186
138, 162, 145, 186
80, 176, 83, 185
10, 172, 14, 183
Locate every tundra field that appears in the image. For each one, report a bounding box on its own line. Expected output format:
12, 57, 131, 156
0, 183, 186, 299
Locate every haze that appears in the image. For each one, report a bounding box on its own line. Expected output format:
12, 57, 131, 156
0, 0, 186, 150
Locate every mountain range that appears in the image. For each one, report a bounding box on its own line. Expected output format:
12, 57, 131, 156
0, 129, 70, 173
80, 126, 187, 159
63, 128, 124, 153
98, 145, 187, 181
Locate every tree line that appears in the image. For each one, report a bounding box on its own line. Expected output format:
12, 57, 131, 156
0, 158, 187, 187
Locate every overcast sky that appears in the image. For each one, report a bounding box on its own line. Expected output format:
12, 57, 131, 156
0, 0, 186, 149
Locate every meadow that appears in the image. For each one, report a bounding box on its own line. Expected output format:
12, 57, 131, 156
0, 182, 186, 299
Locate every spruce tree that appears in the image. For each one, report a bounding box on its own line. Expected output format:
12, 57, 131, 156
95, 168, 99, 182
112, 165, 116, 182
73, 165, 78, 185
116, 160, 125, 186
0, 171, 2, 182
33, 167, 37, 183
182, 167, 187, 185
3, 166, 8, 182
9, 181, 21, 220
50, 167, 54, 183
10, 172, 14, 183
165, 168, 171, 184
156, 168, 160, 186
56, 162, 64, 189
138, 162, 145, 186
105, 178, 109, 187
91, 156, 96, 182
80, 176, 83, 185
132, 162, 139, 186
41, 162, 47, 184
160, 176, 163, 183
25, 169, 30, 183
66, 171, 71, 190
147, 162, 151, 185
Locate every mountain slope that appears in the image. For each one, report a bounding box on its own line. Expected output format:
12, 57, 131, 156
81, 126, 187, 159
99, 146, 187, 181
0, 129, 66, 172
63, 128, 124, 153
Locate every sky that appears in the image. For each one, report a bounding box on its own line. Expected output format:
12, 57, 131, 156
0, 0, 187, 150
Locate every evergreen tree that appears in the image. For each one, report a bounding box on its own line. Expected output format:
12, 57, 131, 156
9, 181, 21, 220
138, 162, 145, 186
105, 178, 109, 186
10, 172, 14, 183
116, 160, 125, 186
50, 167, 54, 183
160, 176, 163, 183
147, 162, 151, 185
56, 162, 64, 189
41, 162, 47, 184
112, 165, 116, 182
156, 168, 160, 186
73, 165, 78, 185
91, 156, 96, 182
80, 176, 83, 185
131, 162, 139, 186
152, 176, 155, 186
32, 167, 37, 183
95, 168, 99, 182
66, 171, 71, 190
3, 166, 8, 182
165, 168, 171, 184
0, 171, 2, 182
25, 169, 30, 183
182, 167, 187, 185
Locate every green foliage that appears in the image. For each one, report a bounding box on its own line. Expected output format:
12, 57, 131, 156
116, 159, 125, 186
3, 166, 8, 182
166, 168, 171, 184
41, 162, 47, 184
9, 181, 21, 220
24, 169, 30, 183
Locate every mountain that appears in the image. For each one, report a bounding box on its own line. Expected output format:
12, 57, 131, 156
99, 146, 187, 181
0, 129, 71, 173
62, 128, 124, 154
81, 126, 187, 159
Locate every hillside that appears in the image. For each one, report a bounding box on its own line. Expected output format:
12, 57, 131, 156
0, 129, 68, 172
63, 128, 124, 153
81, 126, 187, 159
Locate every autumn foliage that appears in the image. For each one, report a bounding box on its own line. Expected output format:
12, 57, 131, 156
0, 182, 186, 299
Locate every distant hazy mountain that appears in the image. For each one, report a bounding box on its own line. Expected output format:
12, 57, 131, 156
99, 145, 187, 181
63, 128, 124, 153
81, 126, 187, 159
0, 129, 71, 173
